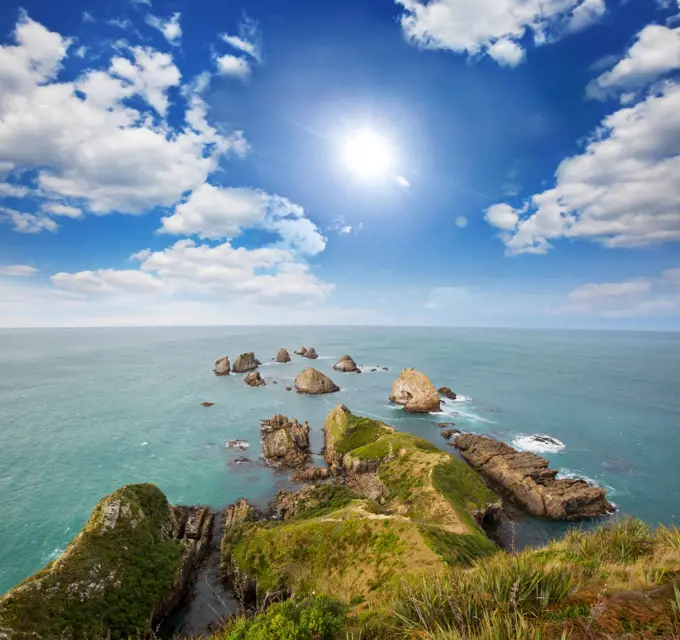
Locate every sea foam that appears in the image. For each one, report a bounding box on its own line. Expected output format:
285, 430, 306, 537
513, 435, 565, 454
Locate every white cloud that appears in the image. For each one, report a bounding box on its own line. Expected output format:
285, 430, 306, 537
82, 11, 95, 23
486, 81, 680, 254
0, 182, 29, 197
108, 18, 134, 31
221, 35, 261, 62
396, 0, 606, 66
395, 175, 411, 189
75, 45, 87, 58
41, 203, 83, 218
145, 12, 182, 46
216, 54, 251, 79
0, 264, 38, 277
0, 14, 246, 220
0, 208, 58, 233
587, 24, 680, 100
160, 185, 327, 256
455, 215, 468, 228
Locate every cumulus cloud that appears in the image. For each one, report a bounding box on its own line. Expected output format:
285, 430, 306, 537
587, 24, 680, 100
145, 12, 182, 46
0, 13, 247, 220
0, 208, 58, 233
396, 0, 606, 66
216, 17, 262, 79
486, 81, 680, 254
216, 54, 251, 79
0, 264, 38, 277
41, 203, 83, 218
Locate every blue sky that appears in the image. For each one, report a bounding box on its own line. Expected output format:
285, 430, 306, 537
1, 0, 679, 328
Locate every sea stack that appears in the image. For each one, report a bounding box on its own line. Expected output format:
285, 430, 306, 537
276, 348, 291, 363
333, 355, 360, 373
213, 356, 230, 376
244, 371, 265, 387
438, 386, 457, 400
389, 368, 441, 413
295, 368, 340, 394
303, 347, 318, 359
294, 347, 308, 356
232, 352, 261, 373
260, 415, 311, 468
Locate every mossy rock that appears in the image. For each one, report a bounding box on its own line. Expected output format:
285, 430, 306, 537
0, 484, 184, 640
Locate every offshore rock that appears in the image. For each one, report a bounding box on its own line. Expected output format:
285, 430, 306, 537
260, 415, 311, 469
454, 434, 615, 520
276, 348, 291, 363
389, 368, 441, 413
295, 368, 340, 395
302, 347, 318, 359
213, 356, 231, 376
441, 428, 461, 439
333, 354, 360, 373
294, 347, 308, 356
438, 386, 458, 400
244, 371, 265, 387
232, 352, 261, 374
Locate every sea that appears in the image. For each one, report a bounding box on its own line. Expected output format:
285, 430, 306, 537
1, 326, 679, 599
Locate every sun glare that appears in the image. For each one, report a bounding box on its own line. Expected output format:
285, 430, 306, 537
341, 129, 394, 180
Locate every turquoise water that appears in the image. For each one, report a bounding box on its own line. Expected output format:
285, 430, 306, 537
1, 327, 679, 594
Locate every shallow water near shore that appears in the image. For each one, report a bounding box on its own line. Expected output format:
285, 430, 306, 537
1, 326, 680, 603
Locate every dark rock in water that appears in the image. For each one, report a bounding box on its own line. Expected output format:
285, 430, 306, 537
272, 380, 278, 384
438, 422, 455, 428
371, 368, 377, 372
454, 434, 615, 520
232, 352, 261, 373
230, 457, 252, 465
285, 386, 293, 391
260, 415, 311, 469
531, 435, 562, 446
438, 386, 458, 400
333, 354, 360, 373
244, 371, 265, 387
294, 347, 308, 356
213, 356, 230, 376
302, 347, 318, 359
225, 440, 249, 451
289, 466, 330, 482
295, 368, 339, 394
276, 348, 291, 363
440, 429, 461, 439
201, 402, 214, 407
382, 367, 389, 371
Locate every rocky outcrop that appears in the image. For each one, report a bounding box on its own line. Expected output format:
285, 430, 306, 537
232, 352, 261, 374
201, 402, 214, 407
223, 498, 257, 530
244, 371, 265, 387
295, 368, 340, 394
294, 347, 307, 356
302, 347, 318, 359
260, 415, 311, 469
276, 348, 291, 363
389, 368, 441, 413
225, 440, 249, 450
333, 354, 360, 373
441, 428, 461, 439
290, 466, 330, 482
454, 434, 615, 520
0, 484, 211, 640
213, 356, 230, 376
438, 386, 457, 400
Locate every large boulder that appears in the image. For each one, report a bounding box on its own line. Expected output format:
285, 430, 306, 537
232, 352, 261, 373
454, 434, 615, 520
276, 348, 291, 363
294, 347, 307, 356
260, 415, 311, 468
213, 356, 231, 376
333, 354, 360, 373
0, 484, 212, 640
389, 368, 441, 413
290, 466, 331, 482
295, 368, 340, 394
302, 347, 318, 359
438, 386, 457, 400
244, 371, 265, 387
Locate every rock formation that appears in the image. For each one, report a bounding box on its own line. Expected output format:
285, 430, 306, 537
333, 354, 360, 373
244, 371, 265, 387
213, 356, 230, 376
0, 484, 211, 640
438, 386, 457, 400
260, 415, 311, 468
290, 466, 330, 482
285, 386, 293, 391
441, 428, 460, 439
302, 347, 318, 359
201, 402, 214, 407
276, 348, 291, 363
232, 352, 261, 373
295, 368, 340, 394
389, 368, 441, 413
454, 434, 615, 520
225, 440, 249, 450
294, 347, 307, 356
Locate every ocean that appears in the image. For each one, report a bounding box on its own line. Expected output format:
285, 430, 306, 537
1, 326, 679, 596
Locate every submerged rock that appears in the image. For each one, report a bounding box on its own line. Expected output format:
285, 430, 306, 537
230, 457, 252, 465
276, 348, 291, 363
0, 484, 211, 640
454, 434, 615, 520
260, 415, 311, 469
438, 386, 458, 400
302, 347, 318, 359
213, 356, 231, 376
333, 354, 360, 373
244, 371, 265, 387
201, 402, 214, 407
290, 466, 331, 482
389, 368, 441, 413
232, 352, 261, 374
295, 368, 340, 394
225, 440, 249, 451
441, 429, 461, 439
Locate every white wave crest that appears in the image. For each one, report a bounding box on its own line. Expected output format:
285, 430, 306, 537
513, 435, 565, 453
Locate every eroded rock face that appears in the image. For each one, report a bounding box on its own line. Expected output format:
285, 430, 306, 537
290, 466, 330, 482
0, 484, 211, 640
438, 386, 457, 400
295, 368, 340, 395
302, 347, 318, 359
244, 371, 265, 387
454, 434, 615, 520
276, 348, 291, 363
232, 352, 261, 374
260, 415, 311, 469
389, 368, 441, 413
213, 356, 231, 376
333, 354, 360, 373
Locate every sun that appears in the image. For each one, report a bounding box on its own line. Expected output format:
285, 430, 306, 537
340, 129, 394, 180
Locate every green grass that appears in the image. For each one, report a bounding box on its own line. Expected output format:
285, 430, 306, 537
351, 432, 436, 461
295, 486, 355, 520
419, 526, 498, 567
330, 415, 393, 455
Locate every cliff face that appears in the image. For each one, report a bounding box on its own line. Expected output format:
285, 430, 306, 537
0, 484, 211, 640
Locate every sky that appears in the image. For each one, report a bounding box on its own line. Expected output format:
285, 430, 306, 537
0, 0, 679, 329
